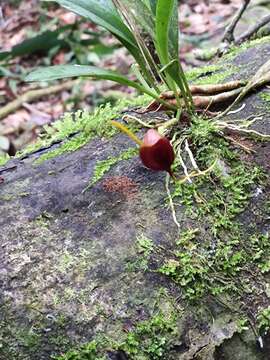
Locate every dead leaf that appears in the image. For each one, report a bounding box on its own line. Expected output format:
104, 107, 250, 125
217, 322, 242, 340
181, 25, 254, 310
58, 11, 77, 25
0, 135, 10, 151
2, 110, 31, 132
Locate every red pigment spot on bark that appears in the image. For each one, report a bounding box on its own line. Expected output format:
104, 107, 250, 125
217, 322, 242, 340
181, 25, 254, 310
102, 176, 138, 199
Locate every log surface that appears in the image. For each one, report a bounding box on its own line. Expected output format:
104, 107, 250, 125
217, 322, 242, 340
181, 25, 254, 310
0, 40, 270, 360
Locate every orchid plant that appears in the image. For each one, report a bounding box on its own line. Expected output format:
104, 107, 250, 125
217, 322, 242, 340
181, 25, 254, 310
26, 0, 194, 113
26, 0, 270, 180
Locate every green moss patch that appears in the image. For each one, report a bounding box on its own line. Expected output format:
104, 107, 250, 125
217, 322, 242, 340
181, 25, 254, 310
260, 91, 270, 104
20, 94, 150, 165
186, 64, 238, 85
55, 311, 177, 360
223, 35, 270, 61
89, 147, 138, 186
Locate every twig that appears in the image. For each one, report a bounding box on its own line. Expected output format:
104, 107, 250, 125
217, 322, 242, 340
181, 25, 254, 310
0, 80, 78, 120
222, 0, 251, 43
235, 14, 270, 45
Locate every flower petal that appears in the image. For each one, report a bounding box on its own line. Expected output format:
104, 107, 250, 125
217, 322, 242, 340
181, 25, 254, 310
140, 137, 175, 174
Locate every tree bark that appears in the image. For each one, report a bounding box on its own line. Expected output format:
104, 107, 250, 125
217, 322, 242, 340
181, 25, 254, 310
0, 39, 270, 360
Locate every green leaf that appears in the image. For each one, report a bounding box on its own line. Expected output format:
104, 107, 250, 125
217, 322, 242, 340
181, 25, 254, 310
116, 0, 155, 38
26, 64, 150, 94
0, 26, 71, 61
25, 65, 176, 109
155, 0, 181, 92
43, 0, 150, 83
44, 0, 136, 48
155, 0, 182, 83
155, 0, 178, 66
110, 0, 159, 86
148, 0, 157, 14
155, 0, 193, 110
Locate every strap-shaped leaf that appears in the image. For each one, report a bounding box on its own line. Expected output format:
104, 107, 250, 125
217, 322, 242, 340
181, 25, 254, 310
0, 26, 71, 61
116, 0, 155, 39
43, 0, 152, 82
25, 65, 177, 109
148, 0, 157, 15
25, 64, 151, 94
155, 0, 193, 109
44, 0, 136, 47
155, 0, 179, 65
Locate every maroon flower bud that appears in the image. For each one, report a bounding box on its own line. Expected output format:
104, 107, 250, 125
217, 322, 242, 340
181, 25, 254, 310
110, 121, 175, 177
139, 129, 175, 177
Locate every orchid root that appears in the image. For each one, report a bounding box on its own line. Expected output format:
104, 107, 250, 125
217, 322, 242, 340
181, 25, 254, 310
144, 81, 246, 112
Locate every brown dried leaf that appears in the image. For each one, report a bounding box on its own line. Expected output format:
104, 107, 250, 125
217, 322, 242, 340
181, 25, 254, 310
0, 135, 10, 151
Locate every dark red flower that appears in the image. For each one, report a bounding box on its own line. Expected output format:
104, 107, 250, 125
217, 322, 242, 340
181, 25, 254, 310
139, 129, 175, 177
110, 121, 175, 177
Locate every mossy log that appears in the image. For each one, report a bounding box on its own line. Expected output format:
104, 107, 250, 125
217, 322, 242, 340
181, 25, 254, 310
0, 39, 270, 360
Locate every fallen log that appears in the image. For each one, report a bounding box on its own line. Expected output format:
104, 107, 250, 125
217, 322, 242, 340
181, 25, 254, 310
0, 38, 270, 360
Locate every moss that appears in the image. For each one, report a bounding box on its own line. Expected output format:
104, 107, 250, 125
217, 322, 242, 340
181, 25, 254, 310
118, 312, 177, 359
0, 153, 9, 166
260, 91, 270, 105
56, 248, 92, 277
158, 126, 268, 301
55, 311, 178, 360
28, 94, 149, 165
223, 35, 270, 61
0, 314, 43, 360
17, 328, 41, 350
186, 64, 238, 85
126, 235, 155, 272
20, 95, 150, 161
196, 67, 237, 85
185, 36, 270, 87
34, 132, 90, 165
257, 306, 270, 334
88, 147, 138, 186
186, 64, 223, 82
118, 116, 269, 312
